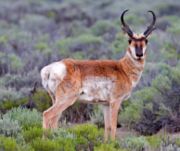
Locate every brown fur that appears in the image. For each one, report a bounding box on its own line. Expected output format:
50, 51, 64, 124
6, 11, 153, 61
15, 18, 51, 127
62, 59, 132, 98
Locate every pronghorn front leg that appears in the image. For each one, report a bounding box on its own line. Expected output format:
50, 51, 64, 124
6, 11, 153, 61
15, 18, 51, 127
103, 105, 110, 141
109, 101, 121, 140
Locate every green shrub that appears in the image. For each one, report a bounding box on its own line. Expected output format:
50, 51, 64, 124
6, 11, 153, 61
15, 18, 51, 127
121, 136, 148, 151
23, 127, 43, 142
161, 42, 178, 61
51, 129, 75, 140
0, 35, 8, 44
73, 34, 103, 46
0, 87, 23, 102
32, 89, 51, 112
18, 144, 34, 151
46, 11, 56, 19
35, 42, 49, 51
56, 34, 103, 57
69, 124, 103, 150
152, 68, 180, 115
31, 138, 60, 151
56, 138, 76, 151
43, 129, 76, 151
166, 16, 180, 35
35, 42, 51, 55
90, 105, 104, 127
72, 51, 85, 59
20, 14, 51, 32
0, 136, 18, 151
171, 67, 180, 85
3, 108, 42, 129
111, 33, 127, 56
118, 87, 157, 127
145, 135, 162, 150
0, 92, 26, 111
0, 99, 21, 111
175, 138, 180, 147
0, 73, 38, 93
0, 117, 21, 137
56, 37, 73, 56
119, 98, 144, 127
152, 75, 172, 92
91, 20, 118, 36
94, 143, 127, 151
70, 21, 90, 37
8, 54, 23, 72
0, 52, 6, 65
124, 14, 144, 26
160, 136, 180, 151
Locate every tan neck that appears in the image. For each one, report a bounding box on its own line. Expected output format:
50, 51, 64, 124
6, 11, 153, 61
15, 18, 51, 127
120, 51, 145, 87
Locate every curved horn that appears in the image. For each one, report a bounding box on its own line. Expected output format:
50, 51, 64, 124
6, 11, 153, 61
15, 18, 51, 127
143, 11, 156, 37
121, 10, 133, 38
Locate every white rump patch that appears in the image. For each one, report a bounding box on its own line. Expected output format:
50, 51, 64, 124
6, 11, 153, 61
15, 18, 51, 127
40, 62, 66, 94
78, 77, 114, 103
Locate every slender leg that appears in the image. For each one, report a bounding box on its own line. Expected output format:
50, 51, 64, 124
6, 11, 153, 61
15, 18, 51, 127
48, 114, 59, 128
43, 75, 81, 129
103, 105, 110, 141
47, 91, 56, 104
43, 93, 78, 129
109, 101, 121, 140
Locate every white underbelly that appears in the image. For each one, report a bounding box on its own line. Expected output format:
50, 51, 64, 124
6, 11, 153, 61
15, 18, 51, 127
78, 77, 114, 103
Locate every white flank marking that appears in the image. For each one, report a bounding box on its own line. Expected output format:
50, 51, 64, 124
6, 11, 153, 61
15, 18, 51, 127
78, 77, 114, 102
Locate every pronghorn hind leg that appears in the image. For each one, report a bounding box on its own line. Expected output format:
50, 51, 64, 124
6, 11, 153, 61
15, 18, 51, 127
43, 78, 81, 129
47, 90, 56, 104
43, 93, 78, 129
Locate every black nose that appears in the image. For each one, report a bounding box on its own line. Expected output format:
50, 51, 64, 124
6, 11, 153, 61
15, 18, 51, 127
136, 53, 143, 57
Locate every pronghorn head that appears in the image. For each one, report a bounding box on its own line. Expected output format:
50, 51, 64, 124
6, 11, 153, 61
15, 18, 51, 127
121, 10, 156, 60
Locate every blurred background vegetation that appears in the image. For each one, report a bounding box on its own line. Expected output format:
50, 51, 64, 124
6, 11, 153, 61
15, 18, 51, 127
0, 0, 179, 150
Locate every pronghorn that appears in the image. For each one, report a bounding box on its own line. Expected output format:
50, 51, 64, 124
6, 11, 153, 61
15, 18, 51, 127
41, 10, 156, 140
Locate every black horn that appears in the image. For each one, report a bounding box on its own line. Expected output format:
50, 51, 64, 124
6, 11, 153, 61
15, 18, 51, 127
121, 10, 133, 38
143, 11, 156, 37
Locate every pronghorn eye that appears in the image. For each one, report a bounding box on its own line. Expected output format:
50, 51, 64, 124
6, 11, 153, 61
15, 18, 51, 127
145, 39, 148, 44
128, 39, 132, 44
